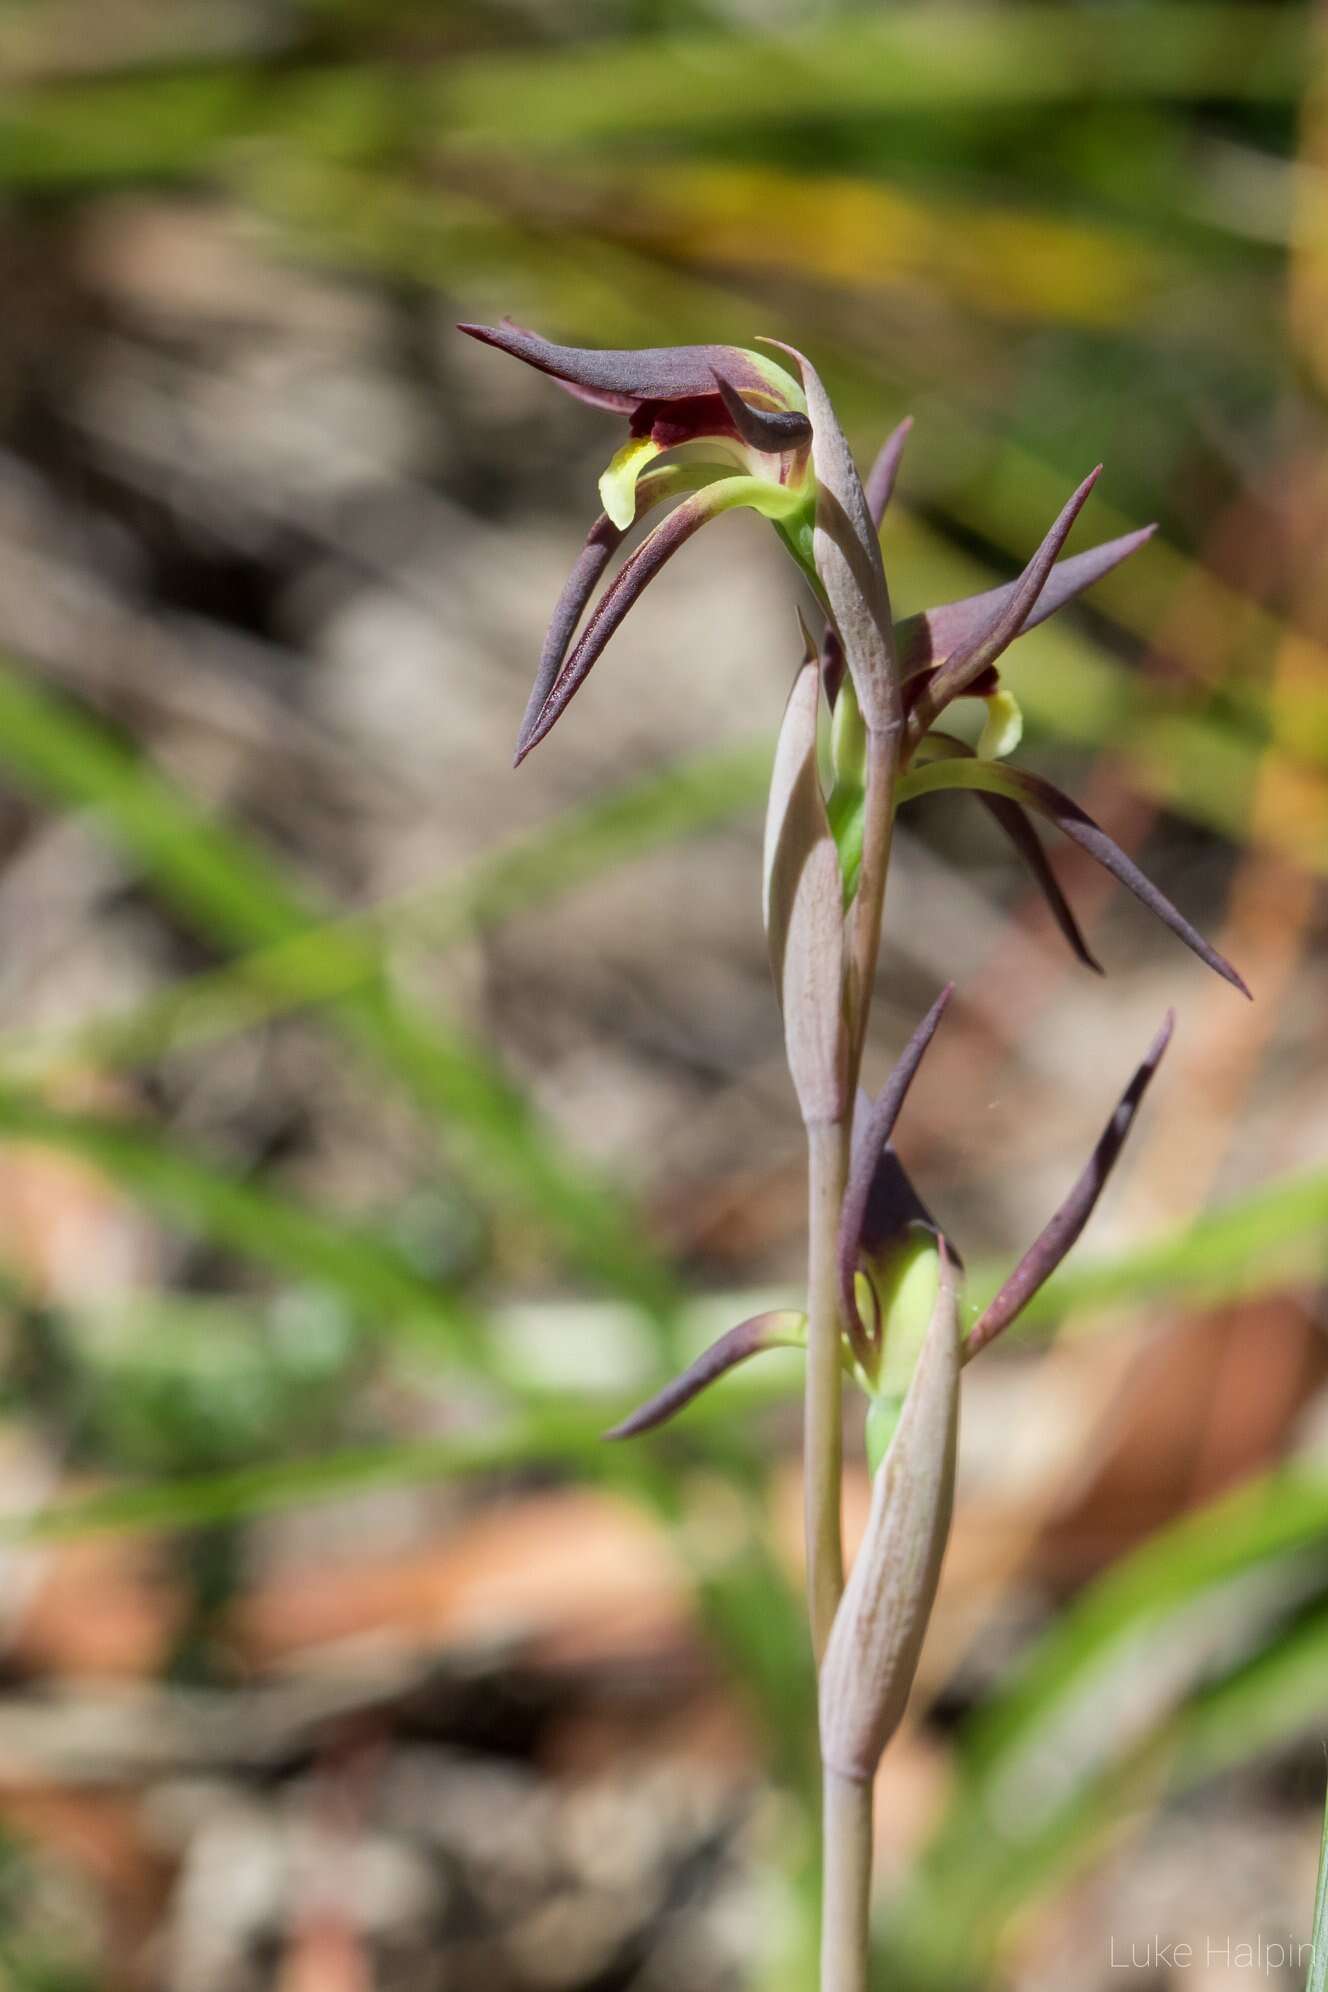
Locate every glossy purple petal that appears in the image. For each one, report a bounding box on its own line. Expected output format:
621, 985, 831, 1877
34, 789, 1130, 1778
604, 1310, 806, 1440
711, 369, 812, 453
901, 758, 1250, 997
838, 986, 953, 1340
865, 417, 913, 530
965, 1012, 1174, 1360
896, 526, 1156, 679
910, 469, 1101, 728
515, 483, 727, 763
459, 321, 785, 410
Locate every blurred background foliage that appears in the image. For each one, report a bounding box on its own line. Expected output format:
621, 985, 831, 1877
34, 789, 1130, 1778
0, 0, 1325, 1986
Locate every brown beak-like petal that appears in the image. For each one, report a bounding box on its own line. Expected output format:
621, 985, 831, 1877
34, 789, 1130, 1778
907, 469, 1102, 732
838, 986, 953, 1341
965, 1012, 1174, 1359
604, 1309, 807, 1440
711, 368, 812, 453
459, 321, 790, 411
896, 524, 1157, 679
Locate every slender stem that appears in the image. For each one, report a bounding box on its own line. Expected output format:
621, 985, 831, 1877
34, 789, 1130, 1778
822, 1768, 874, 1992
817, 719, 898, 1991
847, 726, 901, 1081
805, 1114, 849, 1659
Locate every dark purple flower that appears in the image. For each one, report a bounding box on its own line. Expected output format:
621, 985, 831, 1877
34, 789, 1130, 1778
459, 321, 818, 761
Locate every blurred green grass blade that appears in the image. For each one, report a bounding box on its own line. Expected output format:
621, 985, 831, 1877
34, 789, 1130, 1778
2, 1423, 591, 1542
0, 11, 1303, 197
0, 1083, 487, 1360
1172, 1597, 1328, 1788
964, 1470, 1328, 1778
435, 7, 1304, 147
0, 656, 675, 1317
0, 67, 265, 190
1310, 1773, 1328, 1992
892, 1468, 1328, 1980
4, 737, 772, 1075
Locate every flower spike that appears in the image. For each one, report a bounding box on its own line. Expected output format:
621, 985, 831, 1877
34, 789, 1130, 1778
605, 1309, 807, 1440
965, 1012, 1174, 1360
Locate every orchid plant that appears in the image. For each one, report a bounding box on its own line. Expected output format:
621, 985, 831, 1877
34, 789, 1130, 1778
461, 319, 1249, 1992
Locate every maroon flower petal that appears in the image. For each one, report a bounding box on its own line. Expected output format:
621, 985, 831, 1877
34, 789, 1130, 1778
837, 986, 953, 1340
459, 321, 785, 410
896, 525, 1156, 679
865, 417, 913, 530
978, 791, 1104, 974
908, 469, 1102, 728
604, 1310, 806, 1440
919, 730, 1102, 974
514, 484, 726, 763
711, 369, 812, 453
965, 1012, 1174, 1360
900, 758, 1250, 996
521, 512, 625, 748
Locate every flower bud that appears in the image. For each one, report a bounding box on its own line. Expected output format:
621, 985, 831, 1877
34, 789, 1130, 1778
819, 1244, 960, 1785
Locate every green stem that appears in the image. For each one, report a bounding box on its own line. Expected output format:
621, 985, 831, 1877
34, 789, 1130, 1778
822, 1768, 874, 1992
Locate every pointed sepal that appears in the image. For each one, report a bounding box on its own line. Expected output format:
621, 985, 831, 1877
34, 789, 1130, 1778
838, 987, 953, 1343
908, 469, 1102, 731
604, 1309, 807, 1439
897, 758, 1249, 995
965, 1011, 1174, 1359
896, 525, 1156, 680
